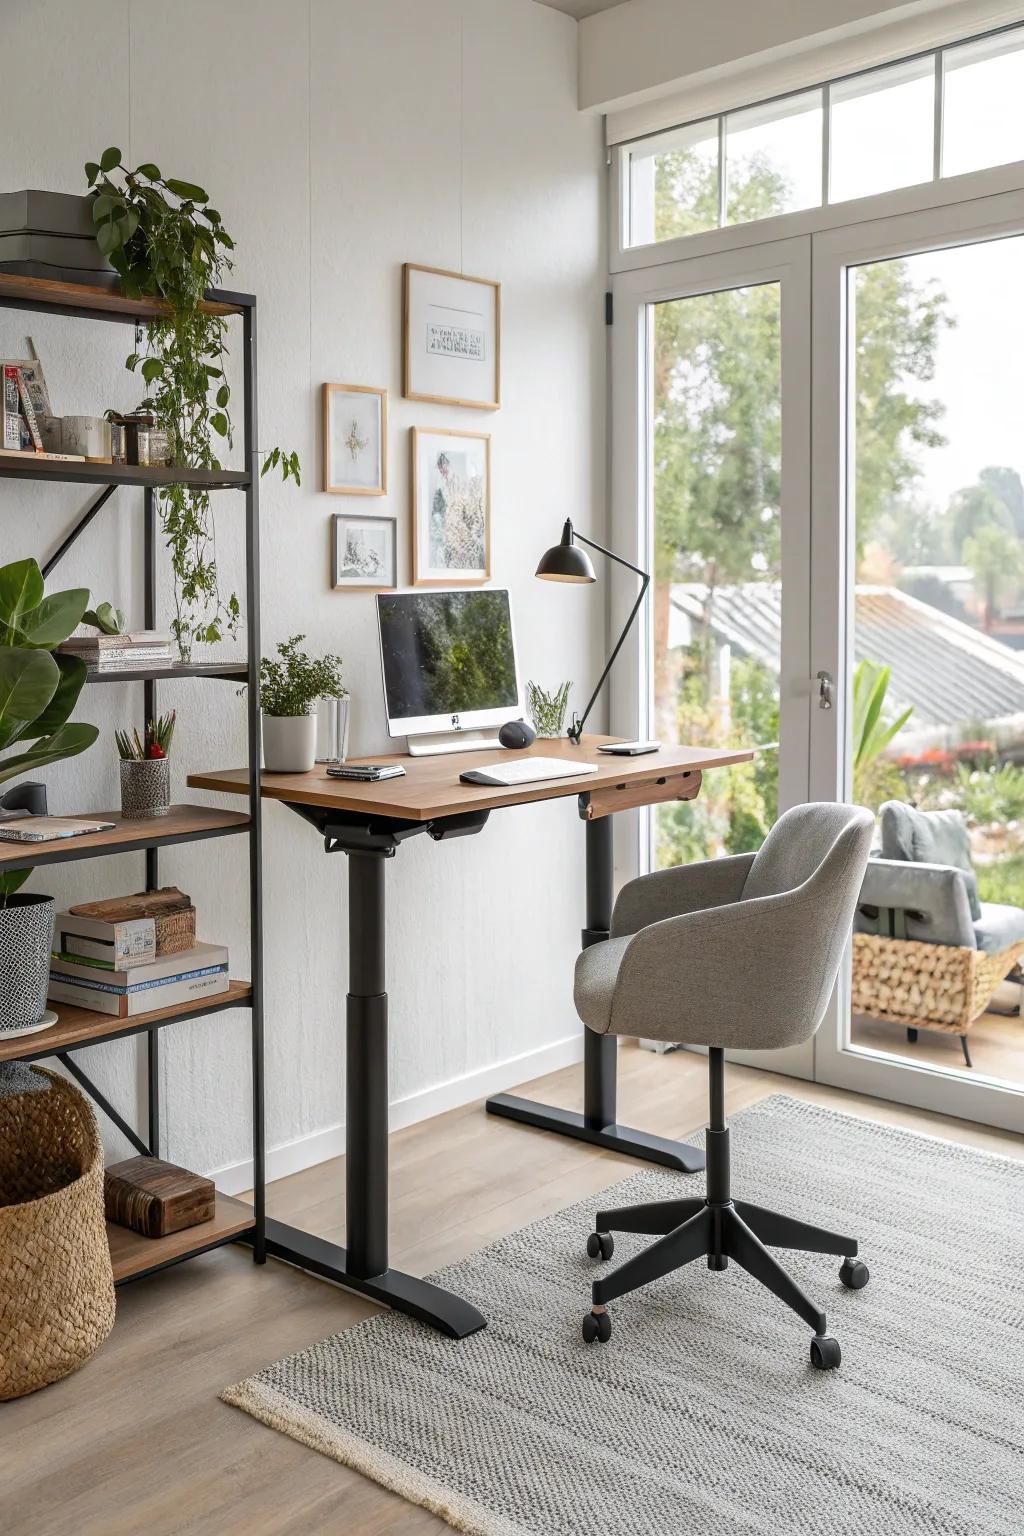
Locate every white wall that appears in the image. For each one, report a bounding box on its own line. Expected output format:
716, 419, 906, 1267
0, 0, 606, 1186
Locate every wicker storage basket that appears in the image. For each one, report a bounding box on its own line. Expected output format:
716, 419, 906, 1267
0, 1066, 115, 1399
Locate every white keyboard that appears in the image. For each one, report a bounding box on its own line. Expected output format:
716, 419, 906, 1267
460, 757, 600, 788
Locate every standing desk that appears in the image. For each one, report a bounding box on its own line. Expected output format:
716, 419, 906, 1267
189, 735, 753, 1338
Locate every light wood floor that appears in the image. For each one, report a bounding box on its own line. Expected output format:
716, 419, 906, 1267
6, 1045, 1022, 1536
852, 1005, 1024, 1085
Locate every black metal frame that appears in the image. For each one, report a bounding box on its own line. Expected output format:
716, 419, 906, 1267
0, 278, 265, 1283
249, 788, 705, 1338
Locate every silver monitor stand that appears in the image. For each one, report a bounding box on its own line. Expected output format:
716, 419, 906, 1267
406, 727, 503, 757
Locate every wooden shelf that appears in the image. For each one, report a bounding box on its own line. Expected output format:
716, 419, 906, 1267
85, 661, 248, 685
0, 803, 250, 872
109, 1192, 255, 1283
0, 272, 248, 321
0, 455, 249, 489
0, 979, 252, 1064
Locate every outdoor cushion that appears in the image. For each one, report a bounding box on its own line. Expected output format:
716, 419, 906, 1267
973, 901, 1024, 956
879, 801, 982, 922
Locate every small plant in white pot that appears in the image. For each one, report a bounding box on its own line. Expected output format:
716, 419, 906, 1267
259, 636, 345, 773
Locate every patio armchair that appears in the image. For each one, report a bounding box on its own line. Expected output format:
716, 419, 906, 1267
852, 800, 1024, 1066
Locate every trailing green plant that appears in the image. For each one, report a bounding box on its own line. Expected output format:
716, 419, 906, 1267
115, 710, 176, 761
257, 636, 345, 718
85, 148, 300, 661
83, 600, 125, 635
526, 679, 571, 737
0, 558, 98, 900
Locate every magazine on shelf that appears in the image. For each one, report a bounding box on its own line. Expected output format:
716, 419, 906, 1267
0, 816, 115, 844
50, 941, 228, 989
47, 964, 230, 1018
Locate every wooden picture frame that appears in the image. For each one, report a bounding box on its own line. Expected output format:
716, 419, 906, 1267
411, 427, 491, 586
322, 383, 387, 495
403, 263, 501, 410
331, 513, 397, 591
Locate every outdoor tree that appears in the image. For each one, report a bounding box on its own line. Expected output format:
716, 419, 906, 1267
962, 522, 1024, 631
649, 146, 952, 860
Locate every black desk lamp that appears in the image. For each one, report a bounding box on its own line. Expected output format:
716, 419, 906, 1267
536, 518, 650, 745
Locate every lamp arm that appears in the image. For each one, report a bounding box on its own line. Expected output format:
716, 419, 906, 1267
567, 528, 650, 744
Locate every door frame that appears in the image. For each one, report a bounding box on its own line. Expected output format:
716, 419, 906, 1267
609, 235, 816, 1077
810, 186, 1024, 1134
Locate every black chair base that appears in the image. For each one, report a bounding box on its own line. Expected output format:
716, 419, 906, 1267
580, 1050, 869, 1370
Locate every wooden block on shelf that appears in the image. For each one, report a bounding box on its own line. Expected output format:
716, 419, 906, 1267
70, 886, 196, 955
104, 1154, 215, 1238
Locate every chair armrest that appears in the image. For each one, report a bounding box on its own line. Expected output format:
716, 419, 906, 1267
611, 853, 756, 938
611, 883, 832, 1049
857, 858, 976, 949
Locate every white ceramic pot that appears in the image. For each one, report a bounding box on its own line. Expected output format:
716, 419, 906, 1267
262, 712, 317, 773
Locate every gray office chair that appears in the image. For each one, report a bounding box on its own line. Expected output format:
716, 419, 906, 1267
573, 802, 874, 1370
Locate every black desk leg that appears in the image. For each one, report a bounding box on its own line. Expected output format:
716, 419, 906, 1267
255, 849, 487, 1338
486, 815, 705, 1174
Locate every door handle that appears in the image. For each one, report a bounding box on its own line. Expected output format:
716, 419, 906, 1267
816, 671, 834, 710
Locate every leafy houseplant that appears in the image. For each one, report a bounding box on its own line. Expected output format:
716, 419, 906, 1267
85, 148, 300, 661
115, 711, 176, 819
83, 601, 126, 635
526, 680, 572, 739
258, 636, 345, 773
0, 559, 98, 1034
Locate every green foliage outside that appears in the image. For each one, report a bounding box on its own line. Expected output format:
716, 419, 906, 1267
379, 594, 516, 717
652, 146, 951, 868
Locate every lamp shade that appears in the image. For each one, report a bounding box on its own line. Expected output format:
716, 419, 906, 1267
535, 520, 596, 583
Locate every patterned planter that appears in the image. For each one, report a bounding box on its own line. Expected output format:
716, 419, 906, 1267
0, 894, 56, 1037
120, 756, 171, 819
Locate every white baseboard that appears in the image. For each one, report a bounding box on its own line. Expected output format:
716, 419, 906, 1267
211, 1030, 585, 1196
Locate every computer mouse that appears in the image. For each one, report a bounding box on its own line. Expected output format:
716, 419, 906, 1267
498, 719, 536, 750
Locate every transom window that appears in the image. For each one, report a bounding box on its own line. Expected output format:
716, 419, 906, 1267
623, 23, 1024, 248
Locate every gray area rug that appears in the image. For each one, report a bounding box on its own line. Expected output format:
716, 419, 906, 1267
223, 1095, 1024, 1535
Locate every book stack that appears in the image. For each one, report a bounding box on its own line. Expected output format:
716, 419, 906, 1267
0, 355, 83, 461
49, 901, 229, 1018
58, 629, 174, 673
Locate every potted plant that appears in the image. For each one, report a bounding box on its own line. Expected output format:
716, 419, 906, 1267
84, 149, 300, 660
0, 558, 98, 1037
526, 680, 572, 739
259, 636, 345, 773
115, 712, 176, 818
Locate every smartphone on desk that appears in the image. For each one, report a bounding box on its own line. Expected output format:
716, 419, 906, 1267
326, 764, 407, 782
596, 740, 661, 756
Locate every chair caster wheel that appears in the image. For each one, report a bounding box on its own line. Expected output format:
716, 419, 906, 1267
840, 1257, 869, 1290
586, 1231, 614, 1261
582, 1309, 612, 1344
810, 1334, 841, 1370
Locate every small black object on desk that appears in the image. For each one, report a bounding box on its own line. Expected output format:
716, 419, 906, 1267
498, 719, 536, 750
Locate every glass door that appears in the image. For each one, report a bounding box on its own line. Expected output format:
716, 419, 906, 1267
812, 191, 1024, 1133
610, 236, 814, 1076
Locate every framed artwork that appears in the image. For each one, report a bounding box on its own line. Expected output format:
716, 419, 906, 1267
411, 428, 491, 586
331, 513, 397, 590
323, 383, 387, 495
403, 263, 500, 410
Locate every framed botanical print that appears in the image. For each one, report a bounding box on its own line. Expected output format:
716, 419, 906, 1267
403, 264, 500, 410
323, 383, 387, 495
411, 428, 491, 586
331, 514, 397, 590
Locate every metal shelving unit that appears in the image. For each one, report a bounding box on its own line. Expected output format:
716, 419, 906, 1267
0, 272, 265, 1284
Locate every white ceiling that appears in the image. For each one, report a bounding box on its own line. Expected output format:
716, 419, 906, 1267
534, 0, 627, 19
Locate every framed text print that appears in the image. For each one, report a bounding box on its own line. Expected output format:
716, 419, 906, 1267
403, 264, 500, 410
411, 428, 491, 586
323, 383, 387, 495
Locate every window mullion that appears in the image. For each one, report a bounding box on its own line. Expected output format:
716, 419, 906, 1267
718, 115, 727, 227
822, 83, 831, 205
933, 50, 944, 179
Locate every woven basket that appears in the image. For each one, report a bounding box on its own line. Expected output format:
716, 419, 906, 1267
0, 1067, 115, 1399
851, 932, 1024, 1035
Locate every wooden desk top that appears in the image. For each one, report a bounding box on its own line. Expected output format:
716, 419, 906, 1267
188, 735, 753, 823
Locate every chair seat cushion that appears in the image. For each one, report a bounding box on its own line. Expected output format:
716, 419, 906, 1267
573, 936, 633, 1035
973, 901, 1024, 956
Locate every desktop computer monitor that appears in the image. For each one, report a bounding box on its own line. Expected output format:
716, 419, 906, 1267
376, 589, 521, 751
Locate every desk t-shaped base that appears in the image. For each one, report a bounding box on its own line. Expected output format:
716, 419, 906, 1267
485, 815, 706, 1174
